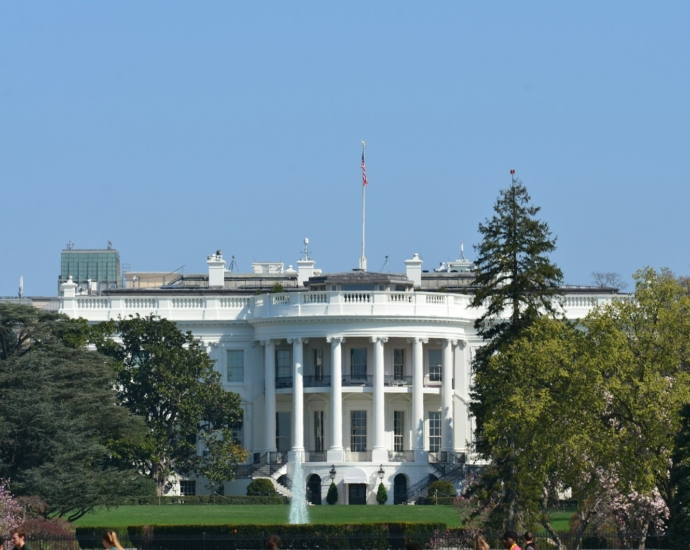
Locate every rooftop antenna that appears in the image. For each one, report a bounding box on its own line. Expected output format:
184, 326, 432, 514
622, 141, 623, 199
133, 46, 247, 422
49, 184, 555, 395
380, 255, 390, 273
228, 256, 239, 273
18, 276, 24, 299
302, 238, 311, 260
459, 242, 465, 260
359, 141, 368, 271
66, 240, 74, 250
107, 240, 113, 250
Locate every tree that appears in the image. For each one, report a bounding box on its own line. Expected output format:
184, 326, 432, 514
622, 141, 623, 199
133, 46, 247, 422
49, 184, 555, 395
0, 304, 153, 520
469, 176, 563, 529
376, 483, 388, 505
0, 479, 25, 535
591, 272, 628, 290
428, 480, 456, 498
246, 478, 277, 497
669, 405, 690, 549
326, 482, 338, 505
90, 315, 245, 494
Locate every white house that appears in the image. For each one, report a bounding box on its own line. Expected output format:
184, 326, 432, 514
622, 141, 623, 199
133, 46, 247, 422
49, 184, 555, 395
59, 248, 618, 505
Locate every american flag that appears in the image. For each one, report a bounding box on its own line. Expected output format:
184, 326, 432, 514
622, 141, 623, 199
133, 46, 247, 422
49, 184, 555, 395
361, 152, 368, 187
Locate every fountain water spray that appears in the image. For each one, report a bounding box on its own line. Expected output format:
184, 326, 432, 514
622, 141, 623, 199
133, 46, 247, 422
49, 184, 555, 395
288, 453, 309, 524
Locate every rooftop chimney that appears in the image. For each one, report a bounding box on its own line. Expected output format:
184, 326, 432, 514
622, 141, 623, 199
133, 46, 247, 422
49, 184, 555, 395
405, 253, 423, 287
207, 250, 226, 288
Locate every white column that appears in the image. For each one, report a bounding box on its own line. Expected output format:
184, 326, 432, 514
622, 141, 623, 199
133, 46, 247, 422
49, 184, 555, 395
412, 337, 427, 462
442, 339, 454, 453
263, 340, 277, 455
327, 337, 345, 462
371, 336, 388, 462
289, 337, 305, 460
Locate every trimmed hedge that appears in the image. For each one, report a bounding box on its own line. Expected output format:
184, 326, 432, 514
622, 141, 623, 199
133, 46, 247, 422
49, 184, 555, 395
76, 523, 447, 550
421, 496, 456, 505
118, 495, 287, 505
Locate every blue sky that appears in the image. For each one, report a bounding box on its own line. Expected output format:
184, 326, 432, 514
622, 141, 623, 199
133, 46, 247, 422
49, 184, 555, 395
1, 2, 689, 296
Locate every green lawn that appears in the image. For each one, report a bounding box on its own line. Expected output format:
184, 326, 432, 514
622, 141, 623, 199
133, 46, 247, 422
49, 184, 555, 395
74, 505, 574, 531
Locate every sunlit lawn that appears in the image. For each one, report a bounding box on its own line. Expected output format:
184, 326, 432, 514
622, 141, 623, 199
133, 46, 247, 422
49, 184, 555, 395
74, 505, 574, 531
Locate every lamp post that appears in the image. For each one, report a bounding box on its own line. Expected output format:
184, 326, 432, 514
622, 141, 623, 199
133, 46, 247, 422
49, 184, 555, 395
377, 464, 385, 480
329, 464, 336, 480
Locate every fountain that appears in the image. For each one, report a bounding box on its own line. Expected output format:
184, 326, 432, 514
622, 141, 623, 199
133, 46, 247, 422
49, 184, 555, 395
288, 453, 309, 524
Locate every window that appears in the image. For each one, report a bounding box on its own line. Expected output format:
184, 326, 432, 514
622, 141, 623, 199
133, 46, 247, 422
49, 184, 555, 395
276, 412, 291, 452
428, 411, 441, 452
428, 349, 442, 382
313, 349, 324, 381
227, 350, 244, 383
394, 349, 405, 380
276, 349, 291, 379
314, 411, 324, 452
394, 411, 405, 452
351, 410, 367, 451
351, 348, 367, 379
180, 480, 196, 496
231, 412, 244, 447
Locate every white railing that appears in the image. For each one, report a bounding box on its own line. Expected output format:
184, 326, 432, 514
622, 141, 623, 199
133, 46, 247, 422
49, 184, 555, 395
343, 292, 371, 303
563, 296, 598, 308
124, 298, 158, 309
388, 292, 412, 303
172, 298, 204, 309
425, 294, 445, 304
76, 298, 110, 309
272, 294, 290, 305
220, 297, 250, 308
302, 292, 327, 304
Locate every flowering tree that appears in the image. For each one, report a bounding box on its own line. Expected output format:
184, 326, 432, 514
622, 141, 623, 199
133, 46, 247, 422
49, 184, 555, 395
0, 479, 25, 535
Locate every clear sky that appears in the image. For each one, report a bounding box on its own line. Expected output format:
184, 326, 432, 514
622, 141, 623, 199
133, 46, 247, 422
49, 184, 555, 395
1, 2, 689, 296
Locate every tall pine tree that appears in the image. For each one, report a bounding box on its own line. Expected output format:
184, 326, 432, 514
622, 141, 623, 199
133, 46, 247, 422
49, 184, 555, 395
469, 175, 563, 530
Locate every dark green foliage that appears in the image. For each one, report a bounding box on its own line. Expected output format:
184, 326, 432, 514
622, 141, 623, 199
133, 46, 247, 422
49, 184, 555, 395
271, 283, 285, 293
422, 497, 456, 505
469, 178, 563, 530
0, 303, 153, 521
118, 495, 287, 505
376, 483, 388, 504
74, 523, 448, 550
427, 481, 455, 498
326, 481, 338, 505
89, 315, 246, 493
246, 478, 278, 497
670, 404, 690, 549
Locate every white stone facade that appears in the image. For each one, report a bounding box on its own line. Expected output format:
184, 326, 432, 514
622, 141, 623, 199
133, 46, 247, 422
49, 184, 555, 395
58, 255, 617, 505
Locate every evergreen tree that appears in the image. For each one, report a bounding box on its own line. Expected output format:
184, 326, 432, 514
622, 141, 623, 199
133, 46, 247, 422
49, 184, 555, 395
668, 405, 690, 548
326, 481, 338, 505
469, 175, 563, 530
376, 482, 388, 505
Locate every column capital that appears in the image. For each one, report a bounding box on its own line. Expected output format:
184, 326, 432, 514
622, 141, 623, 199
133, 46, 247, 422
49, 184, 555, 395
287, 337, 307, 344
369, 336, 388, 344
326, 336, 346, 344
453, 339, 467, 349
258, 339, 274, 346
407, 337, 428, 344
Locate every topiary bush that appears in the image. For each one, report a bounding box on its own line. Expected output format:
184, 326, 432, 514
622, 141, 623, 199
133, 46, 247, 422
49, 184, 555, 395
326, 481, 338, 505
427, 480, 456, 498
376, 483, 388, 504
246, 478, 277, 497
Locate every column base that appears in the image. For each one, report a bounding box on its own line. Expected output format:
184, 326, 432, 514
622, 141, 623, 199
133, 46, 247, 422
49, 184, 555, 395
414, 450, 429, 463
371, 448, 389, 463
288, 450, 305, 463
326, 448, 344, 462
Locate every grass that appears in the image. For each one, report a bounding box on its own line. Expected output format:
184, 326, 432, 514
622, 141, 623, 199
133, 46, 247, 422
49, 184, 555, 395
74, 505, 575, 531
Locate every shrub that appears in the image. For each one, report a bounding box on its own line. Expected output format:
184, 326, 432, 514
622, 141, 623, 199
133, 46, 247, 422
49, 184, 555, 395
271, 283, 285, 293
326, 482, 338, 505
117, 495, 286, 505
376, 483, 388, 505
246, 478, 277, 497
427, 480, 455, 498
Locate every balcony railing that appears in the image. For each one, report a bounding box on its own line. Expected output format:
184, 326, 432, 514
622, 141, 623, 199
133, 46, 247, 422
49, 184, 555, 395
385, 375, 413, 387
388, 450, 415, 462
276, 376, 293, 389
304, 375, 331, 388
305, 450, 327, 462
342, 375, 373, 387
344, 450, 372, 462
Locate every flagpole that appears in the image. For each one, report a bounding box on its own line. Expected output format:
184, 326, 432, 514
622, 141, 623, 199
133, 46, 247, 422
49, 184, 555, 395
360, 141, 367, 271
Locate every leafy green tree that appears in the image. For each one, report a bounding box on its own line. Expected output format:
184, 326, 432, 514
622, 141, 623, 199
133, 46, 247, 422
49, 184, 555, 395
469, 176, 563, 529
428, 480, 456, 498
90, 315, 245, 494
326, 481, 338, 505
246, 478, 277, 497
376, 483, 388, 505
669, 405, 690, 549
0, 304, 153, 520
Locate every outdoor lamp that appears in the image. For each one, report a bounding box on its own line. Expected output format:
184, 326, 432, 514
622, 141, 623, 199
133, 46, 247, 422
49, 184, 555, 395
377, 465, 385, 480
329, 464, 336, 480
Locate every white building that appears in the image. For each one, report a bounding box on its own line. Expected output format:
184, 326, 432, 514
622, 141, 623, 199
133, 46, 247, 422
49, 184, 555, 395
59, 248, 618, 505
